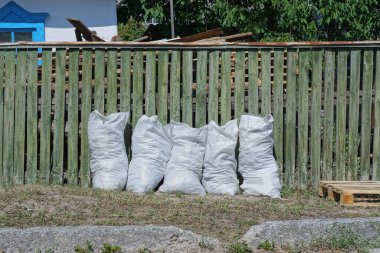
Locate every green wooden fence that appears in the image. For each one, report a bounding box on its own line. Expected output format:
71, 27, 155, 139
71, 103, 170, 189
0, 42, 379, 190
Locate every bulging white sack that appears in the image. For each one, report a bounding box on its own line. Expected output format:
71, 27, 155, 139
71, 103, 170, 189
127, 115, 172, 193
88, 110, 130, 190
202, 120, 239, 195
238, 114, 281, 198
159, 121, 207, 195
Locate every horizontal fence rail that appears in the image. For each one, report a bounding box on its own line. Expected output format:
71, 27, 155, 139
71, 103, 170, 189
0, 43, 379, 190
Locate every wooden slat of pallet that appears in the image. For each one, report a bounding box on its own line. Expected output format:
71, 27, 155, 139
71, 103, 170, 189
319, 181, 380, 206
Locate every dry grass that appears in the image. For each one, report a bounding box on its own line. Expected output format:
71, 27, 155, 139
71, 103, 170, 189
0, 185, 379, 243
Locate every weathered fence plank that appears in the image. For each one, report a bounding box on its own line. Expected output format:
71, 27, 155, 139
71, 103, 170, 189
67, 49, 79, 185
347, 50, 361, 181
261, 49, 271, 115
248, 50, 259, 115
235, 50, 245, 119
273, 49, 284, 181
14, 49, 27, 185
208, 50, 219, 123
374, 49, 380, 181
361, 50, 374, 180
335, 50, 348, 180
132, 50, 144, 126
3, 50, 16, 186
39, 49, 52, 184
297, 49, 310, 189
322, 50, 335, 181
221, 50, 231, 125
51, 49, 66, 185
170, 50, 180, 121
182, 50, 193, 126
310, 49, 323, 190
94, 49, 105, 113
80, 49, 92, 187
106, 49, 118, 114
145, 50, 156, 116
157, 50, 168, 124
120, 49, 131, 113
285, 49, 297, 188
120, 49, 132, 157
196, 50, 207, 128
26, 49, 38, 184
0, 50, 4, 187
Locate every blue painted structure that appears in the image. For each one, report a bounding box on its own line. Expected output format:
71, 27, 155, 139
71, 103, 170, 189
0, 1, 48, 42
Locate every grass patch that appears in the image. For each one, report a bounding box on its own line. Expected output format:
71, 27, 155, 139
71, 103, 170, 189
257, 240, 275, 251
228, 241, 252, 253
310, 228, 380, 251
0, 185, 379, 243
74, 241, 123, 253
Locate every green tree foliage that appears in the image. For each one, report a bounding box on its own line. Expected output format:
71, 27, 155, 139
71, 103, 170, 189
117, 0, 380, 41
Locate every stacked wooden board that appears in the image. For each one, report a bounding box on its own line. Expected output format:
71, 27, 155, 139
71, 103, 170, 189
319, 181, 380, 206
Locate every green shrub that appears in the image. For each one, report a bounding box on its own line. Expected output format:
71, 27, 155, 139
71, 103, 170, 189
118, 17, 147, 41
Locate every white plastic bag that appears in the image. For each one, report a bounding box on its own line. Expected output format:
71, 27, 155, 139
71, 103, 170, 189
127, 115, 172, 193
88, 110, 130, 190
202, 120, 239, 195
159, 121, 207, 195
238, 114, 281, 198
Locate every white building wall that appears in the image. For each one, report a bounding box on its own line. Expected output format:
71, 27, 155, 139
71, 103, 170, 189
0, 0, 118, 41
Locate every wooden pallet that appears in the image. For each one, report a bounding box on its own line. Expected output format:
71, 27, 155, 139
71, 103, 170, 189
319, 181, 380, 206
